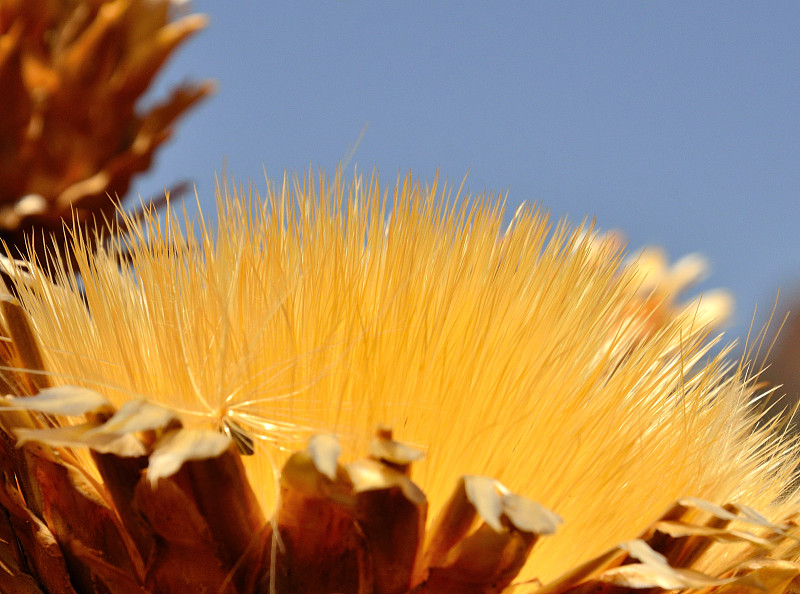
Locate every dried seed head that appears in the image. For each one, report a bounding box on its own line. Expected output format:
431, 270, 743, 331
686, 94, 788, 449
2, 170, 798, 585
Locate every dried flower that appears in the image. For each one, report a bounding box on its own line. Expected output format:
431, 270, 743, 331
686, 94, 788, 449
0, 0, 212, 255
0, 170, 798, 592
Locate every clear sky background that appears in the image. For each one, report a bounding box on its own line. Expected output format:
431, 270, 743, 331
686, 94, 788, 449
135, 2, 800, 354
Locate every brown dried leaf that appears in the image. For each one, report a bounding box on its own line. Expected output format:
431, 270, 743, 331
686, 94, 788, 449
0, 481, 77, 594
0, 501, 46, 593
0, 296, 48, 392
134, 440, 268, 592
30, 449, 143, 592
417, 523, 538, 594
134, 473, 237, 592
274, 443, 367, 593
350, 459, 428, 594
68, 537, 148, 594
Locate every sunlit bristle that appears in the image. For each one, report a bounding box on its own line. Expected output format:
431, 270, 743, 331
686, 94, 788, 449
5, 168, 799, 583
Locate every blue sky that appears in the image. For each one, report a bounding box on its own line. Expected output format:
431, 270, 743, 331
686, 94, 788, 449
136, 2, 800, 352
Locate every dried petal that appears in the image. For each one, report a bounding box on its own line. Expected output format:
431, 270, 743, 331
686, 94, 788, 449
146, 428, 231, 484
654, 520, 773, 548
347, 459, 426, 506
307, 433, 341, 480
501, 493, 562, 536
14, 424, 146, 457
4, 386, 112, 416
679, 497, 782, 531
86, 399, 177, 436
369, 429, 425, 467
464, 476, 505, 533
600, 562, 723, 590
613, 539, 729, 588
418, 476, 557, 592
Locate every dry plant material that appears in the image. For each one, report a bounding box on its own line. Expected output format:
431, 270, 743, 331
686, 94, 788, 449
0, 0, 212, 255
0, 170, 798, 592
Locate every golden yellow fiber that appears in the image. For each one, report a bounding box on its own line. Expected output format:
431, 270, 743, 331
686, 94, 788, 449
6, 169, 799, 583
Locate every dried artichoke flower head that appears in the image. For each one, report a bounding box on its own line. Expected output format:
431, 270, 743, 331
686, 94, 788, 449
0, 170, 799, 592
0, 0, 212, 255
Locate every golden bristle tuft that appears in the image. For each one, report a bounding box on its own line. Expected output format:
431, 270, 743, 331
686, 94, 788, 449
1, 169, 799, 591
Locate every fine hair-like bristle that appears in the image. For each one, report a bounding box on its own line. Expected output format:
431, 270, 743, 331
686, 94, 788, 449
6, 169, 799, 583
